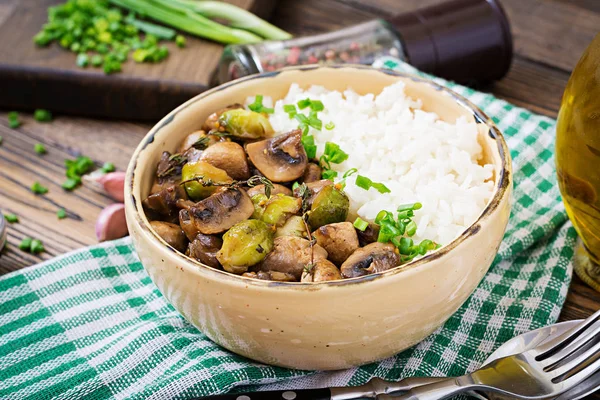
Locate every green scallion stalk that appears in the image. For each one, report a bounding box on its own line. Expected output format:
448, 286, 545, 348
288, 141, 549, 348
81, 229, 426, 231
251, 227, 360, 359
353, 217, 369, 231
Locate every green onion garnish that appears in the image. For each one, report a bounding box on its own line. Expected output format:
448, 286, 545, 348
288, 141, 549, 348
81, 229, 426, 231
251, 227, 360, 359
19, 237, 32, 251
283, 104, 297, 118
397, 203, 422, 212
325, 121, 335, 130
34, 143, 47, 155
297, 98, 311, 109
309, 100, 324, 111
34, 109, 52, 122
30, 239, 45, 254
62, 178, 79, 191
57, 208, 67, 219
101, 162, 116, 173
175, 35, 186, 48
248, 95, 274, 114
321, 169, 338, 181
406, 220, 417, 237
355, 175, 390, 194
292, 182, 300, 190
307, 111, 322, 130
301, 134, 317, 159
31, 181, 48, 195
4, 213, 18, 223
353, 217, 369, 231
343, 168, 358, 178
8, 111, 21, 129
76, 53, 89, 68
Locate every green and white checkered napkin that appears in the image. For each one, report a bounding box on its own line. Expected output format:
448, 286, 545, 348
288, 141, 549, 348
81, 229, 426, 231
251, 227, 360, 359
0, 59, 577, 400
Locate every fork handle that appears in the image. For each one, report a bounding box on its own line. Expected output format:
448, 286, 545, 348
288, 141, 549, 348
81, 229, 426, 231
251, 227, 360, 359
189, 388, 331, 400
379, 378, 474, 400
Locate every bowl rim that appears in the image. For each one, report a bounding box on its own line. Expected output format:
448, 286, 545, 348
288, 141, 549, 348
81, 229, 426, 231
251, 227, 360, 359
125, 64, 512, 288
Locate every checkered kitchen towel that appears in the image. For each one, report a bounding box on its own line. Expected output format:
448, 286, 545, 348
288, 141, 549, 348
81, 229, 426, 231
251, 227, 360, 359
0, 59, 577, 399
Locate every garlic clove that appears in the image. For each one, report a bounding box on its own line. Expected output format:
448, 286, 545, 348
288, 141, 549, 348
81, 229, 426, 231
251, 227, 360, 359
96, 203, 128, 242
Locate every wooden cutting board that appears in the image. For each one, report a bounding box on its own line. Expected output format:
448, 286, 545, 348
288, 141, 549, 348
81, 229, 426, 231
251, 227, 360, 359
0, 0, 278, 121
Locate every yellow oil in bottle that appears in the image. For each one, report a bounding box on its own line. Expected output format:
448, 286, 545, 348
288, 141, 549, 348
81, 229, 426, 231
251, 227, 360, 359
556, 33, 600, 289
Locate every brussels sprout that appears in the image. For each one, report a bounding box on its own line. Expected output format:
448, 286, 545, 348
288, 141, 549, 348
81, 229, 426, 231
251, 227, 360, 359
251, 193, 269, 220
216, 220, 274, 274
275, 216, 308, 239
307, 185, 349, 230
182, 161, 232, 201
218, 109, 274, 140
261, 194, 302, 226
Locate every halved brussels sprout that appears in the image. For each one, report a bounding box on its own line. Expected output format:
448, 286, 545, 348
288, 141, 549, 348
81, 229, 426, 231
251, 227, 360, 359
251, 193, 269, 220
182, 161, 232, 201
218, 109, 274, 140
261, 194, 302, 227
307, 185, 349, 230
275, 216, 308, 239
216, 220, 274, 274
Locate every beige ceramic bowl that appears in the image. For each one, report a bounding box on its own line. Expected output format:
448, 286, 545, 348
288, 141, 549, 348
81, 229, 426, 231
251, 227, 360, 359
125, 65, 512, 370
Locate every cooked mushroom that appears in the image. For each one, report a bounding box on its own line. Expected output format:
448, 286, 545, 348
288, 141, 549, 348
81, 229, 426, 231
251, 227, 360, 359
275, 215, 308, 239
149, 221, 188, 252
198, 141, 250, 180
217, 220, 274, 274
203, 103, 243, 131
181, 161, 233, 201
247, 184, 292, 198
253, 236, 328, 280
293, 179, 333, 207
218, 109, 274, 140
313, 222, 359, 266
188, 187, 254, 234
242, 271, 296, 282
340, 243, 400, 278
187, 233, 223, 269
182, 147, 203, 163
246, 129, 308, 183
356, 223, 380, 246
307, 185, 349, 230
143, 184, 187, 222
179, 209, 200, 241
156, 151, 186, 182
302, 163, 322, 183
301, 259, 342, 282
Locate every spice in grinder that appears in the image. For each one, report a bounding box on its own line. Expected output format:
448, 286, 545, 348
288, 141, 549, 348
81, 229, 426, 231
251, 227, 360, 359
216, 0, 512, 85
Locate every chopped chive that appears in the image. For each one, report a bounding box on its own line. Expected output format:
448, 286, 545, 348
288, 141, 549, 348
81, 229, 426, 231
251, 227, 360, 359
309, 100, 324, 111
300, 134, 317, 159
57, 208, 67, 219
325, 121, 335, 130
406, 220, 417, 237
283, 104, 297, 118
76, 53, 89, 68
8, 111, 21, 128
91, 54, 103, 67
19, 237, 33, 251
62, 178, 79, 191
398, 237, 413, 255
307, 111, 322, 130
321, 169, 338, 181
4, 213, 18, 223
294, 113, 309, 124
30, 239, 45, 254
175, 35, 186, 48
355, 175, 372, 190
34, 109, 52, 122
353, 217, 369, 231
343, 168, 358, 178
371, 182, 390, 194
297, 98, 311, 109
397, 203, 422, 212
34, 143, 47, 155
101, 162, 116, 173
248, 95, 274, 114
31, 181, 48, 195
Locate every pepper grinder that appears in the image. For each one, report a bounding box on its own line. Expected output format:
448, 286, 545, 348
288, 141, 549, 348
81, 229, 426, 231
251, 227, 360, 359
215, 0, 513, 85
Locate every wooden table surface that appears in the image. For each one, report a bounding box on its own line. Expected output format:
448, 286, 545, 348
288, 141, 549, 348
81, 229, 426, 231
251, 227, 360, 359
1, 0, 600, 354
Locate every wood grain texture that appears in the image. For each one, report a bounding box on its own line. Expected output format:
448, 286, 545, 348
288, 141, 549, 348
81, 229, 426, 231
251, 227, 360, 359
1, 1, 600, 386
0, 0, 277, 120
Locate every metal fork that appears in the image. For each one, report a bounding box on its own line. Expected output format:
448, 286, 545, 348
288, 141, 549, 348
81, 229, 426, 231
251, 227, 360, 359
380, 309, 600, 400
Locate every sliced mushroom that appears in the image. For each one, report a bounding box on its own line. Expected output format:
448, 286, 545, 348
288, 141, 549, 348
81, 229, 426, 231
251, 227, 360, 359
302, 163, 322, 183
203, 103, 243, 131
188, 188, 254, 234
313, 222, 359, 266
143, 184, 187, 222
246, 129, 308, 183
247, 184, 292, 198
340, 243, 400, 278
187, 233, 223, 269
179, 209, 200, 241
253, 236, 327, 280
199, 141, 250, 180
156, 151, 186, 182
293, 179, 333, 207
301, 259, 342, 282
242, 271, 296, 282
356, 223, 380, 246
149, 221, 188, 252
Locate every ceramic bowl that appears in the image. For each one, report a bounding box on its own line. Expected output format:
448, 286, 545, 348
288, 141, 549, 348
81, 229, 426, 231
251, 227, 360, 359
124, 65, 512, 370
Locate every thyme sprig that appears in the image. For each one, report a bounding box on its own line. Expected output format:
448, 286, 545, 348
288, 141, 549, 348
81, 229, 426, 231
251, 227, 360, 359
179, 174, 274, 198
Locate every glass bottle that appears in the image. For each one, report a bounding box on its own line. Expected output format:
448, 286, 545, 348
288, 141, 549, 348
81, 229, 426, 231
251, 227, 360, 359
556, 33, 600, 290
215, 0, 513, 86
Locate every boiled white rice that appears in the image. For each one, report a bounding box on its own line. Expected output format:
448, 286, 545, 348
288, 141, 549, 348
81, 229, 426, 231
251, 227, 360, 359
246, 82, 495, 245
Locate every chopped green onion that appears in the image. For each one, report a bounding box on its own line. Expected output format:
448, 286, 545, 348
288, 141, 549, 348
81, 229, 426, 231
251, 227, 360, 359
406, 220, 417, 237
76, 53, 89, 68
324, 142, 349, 164
62, 178, 79, 191
371, 182, 390, 194
398, 237, 413, 255
91, 55, 103, 67
301, 134, 317, 159
19, 237, 33, 251
397, 210, 414, 220
355, 175, 372, 190
4, 213, 18, 223
325, 121, 335, 130
353, 217, 369, 231
375, 210, 394, 224
248, 95, 274, 114
321, 169, 338, 181
309, 100, 324, 111
397, 203, 422, 212
8, 111, 21, 128
343, 168, 358, 178
31, 181, 48, 195
307, 111, 322, 130
377, 222, 400, 243
297, 98, 311, 109
101, 162, 116, 173
175, 35, 186, 48
292, 182, 300, 190
283, 104, 297, 118
34, 143, 47, 155
30, 239, 45, 254
57, 208, 67, 219
34, 109, 52, 122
